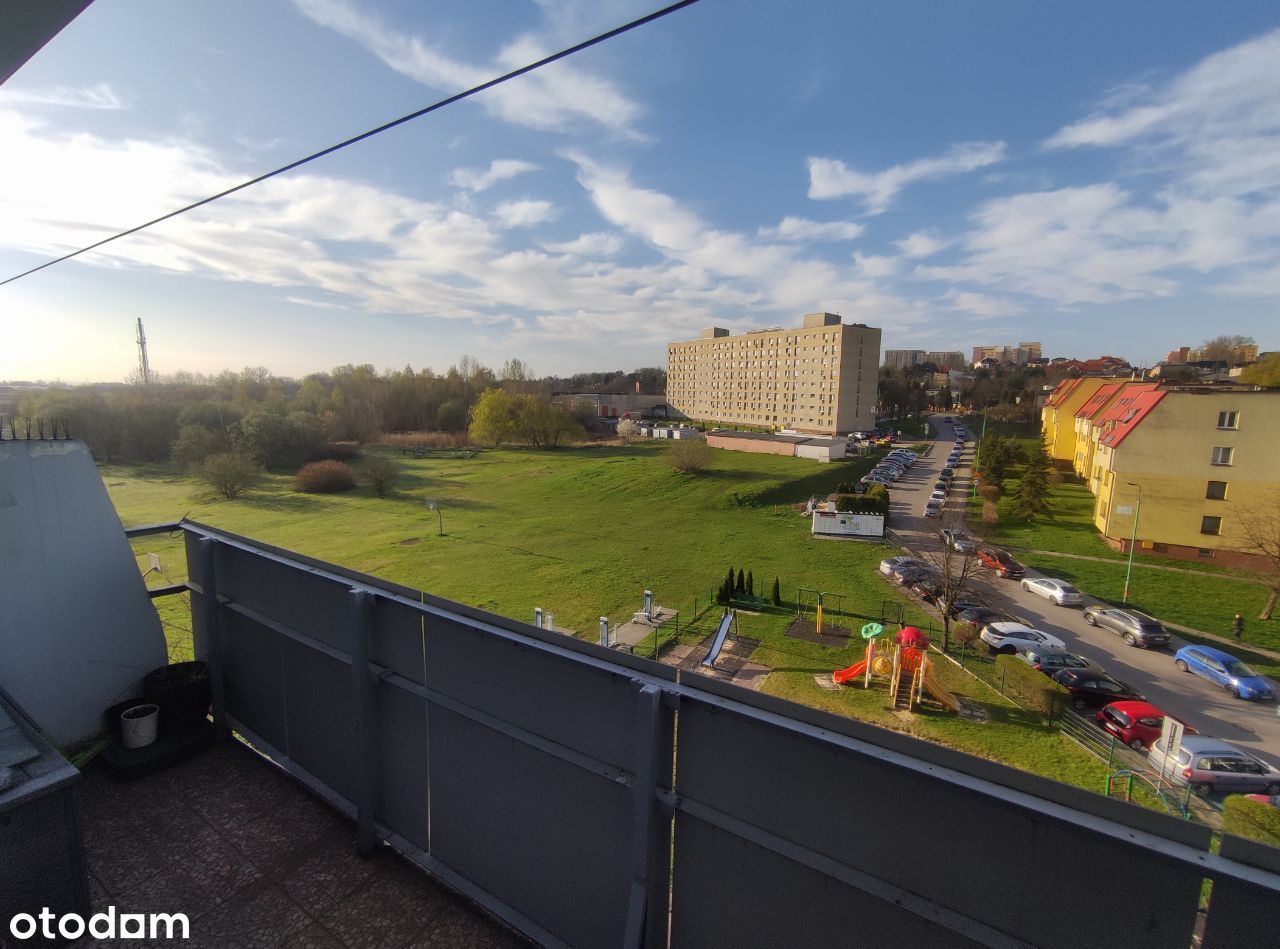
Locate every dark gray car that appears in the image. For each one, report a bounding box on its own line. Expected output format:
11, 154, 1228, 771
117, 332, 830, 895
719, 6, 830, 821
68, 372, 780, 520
1082, 606, 1170, 648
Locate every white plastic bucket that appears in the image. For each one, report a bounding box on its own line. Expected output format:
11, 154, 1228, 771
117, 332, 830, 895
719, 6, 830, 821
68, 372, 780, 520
120, 703, 159, 749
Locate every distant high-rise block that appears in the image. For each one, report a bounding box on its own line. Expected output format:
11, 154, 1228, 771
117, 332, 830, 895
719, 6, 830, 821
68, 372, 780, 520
667, 314, 881, 435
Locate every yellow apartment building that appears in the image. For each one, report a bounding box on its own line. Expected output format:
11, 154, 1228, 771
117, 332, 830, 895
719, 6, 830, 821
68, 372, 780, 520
1041, 377, 1117, 463
1073, 382, 1156, 479
1090, 387, 1280, 567
666, 313, 881, 435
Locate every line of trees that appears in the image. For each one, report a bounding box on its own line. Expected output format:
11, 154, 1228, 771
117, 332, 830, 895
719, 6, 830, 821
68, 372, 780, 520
15, 361, 666, 466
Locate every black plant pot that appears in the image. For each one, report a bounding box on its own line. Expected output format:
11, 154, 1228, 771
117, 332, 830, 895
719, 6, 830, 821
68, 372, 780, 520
143, 661, 211, 732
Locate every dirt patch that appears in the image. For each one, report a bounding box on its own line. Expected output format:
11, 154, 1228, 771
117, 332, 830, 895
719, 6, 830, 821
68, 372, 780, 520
785, 617, 852, 649
398, 537, 422, 547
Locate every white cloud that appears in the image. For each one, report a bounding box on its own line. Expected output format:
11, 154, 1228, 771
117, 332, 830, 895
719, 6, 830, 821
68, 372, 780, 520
938, 289, 1018, 319
292, 0, 644, 136
807, 141, 1006, 212
757, 216, 863, 242
542, 231, 624, 256
1043, 29, 1280, 200
852, 253, 897, 278
493, 199, 556, 228
450, 159, 539, 193
895, 231, 949, 259
0, 83, 124, 110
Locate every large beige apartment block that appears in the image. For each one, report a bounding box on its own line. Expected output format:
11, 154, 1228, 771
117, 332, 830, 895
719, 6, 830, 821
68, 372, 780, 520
666, 313, 881, 434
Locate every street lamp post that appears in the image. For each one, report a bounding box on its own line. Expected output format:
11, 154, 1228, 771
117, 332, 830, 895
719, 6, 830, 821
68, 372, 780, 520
971, 408, 989, 500
425, 498, 443, 536
1122, 482, 1142, 602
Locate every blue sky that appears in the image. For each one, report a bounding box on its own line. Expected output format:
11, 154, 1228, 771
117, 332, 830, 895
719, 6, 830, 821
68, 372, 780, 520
2, 0, 1279, 382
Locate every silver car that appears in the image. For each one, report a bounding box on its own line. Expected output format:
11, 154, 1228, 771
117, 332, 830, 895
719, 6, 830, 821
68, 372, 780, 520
1021, 577, 1084, 607
1148, 735, 1280, 797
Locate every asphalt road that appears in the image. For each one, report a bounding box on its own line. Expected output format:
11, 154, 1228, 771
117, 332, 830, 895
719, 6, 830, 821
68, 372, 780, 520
883, 414, 1280, 772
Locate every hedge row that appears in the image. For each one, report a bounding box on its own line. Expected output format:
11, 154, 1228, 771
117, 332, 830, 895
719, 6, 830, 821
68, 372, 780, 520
994, 654, 1070, 717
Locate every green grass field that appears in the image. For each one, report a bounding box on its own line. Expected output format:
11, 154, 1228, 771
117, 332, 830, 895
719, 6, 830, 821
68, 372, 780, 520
107, 442, 1145, 797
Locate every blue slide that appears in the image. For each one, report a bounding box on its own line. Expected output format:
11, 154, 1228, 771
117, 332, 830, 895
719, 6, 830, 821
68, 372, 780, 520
701, 610, 735, 668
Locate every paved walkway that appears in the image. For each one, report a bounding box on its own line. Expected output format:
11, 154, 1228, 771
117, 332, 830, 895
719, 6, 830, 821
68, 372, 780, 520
1004, 545, 1268, 585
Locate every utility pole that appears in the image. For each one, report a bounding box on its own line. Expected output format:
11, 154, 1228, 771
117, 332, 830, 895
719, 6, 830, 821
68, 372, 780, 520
136, 318, 151, 385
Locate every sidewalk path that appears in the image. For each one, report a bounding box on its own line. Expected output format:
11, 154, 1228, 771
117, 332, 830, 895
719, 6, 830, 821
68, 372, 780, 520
1004, 545, 1267, 585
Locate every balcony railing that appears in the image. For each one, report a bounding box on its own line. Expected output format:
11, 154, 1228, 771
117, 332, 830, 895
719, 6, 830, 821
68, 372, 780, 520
181, 520, 1280, 948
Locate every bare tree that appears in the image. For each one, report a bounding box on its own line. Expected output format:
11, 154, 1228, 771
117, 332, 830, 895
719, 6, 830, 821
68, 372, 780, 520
915, 515, 988, 651
1199, 335, 1256, 364
1236, 490, 1280, 620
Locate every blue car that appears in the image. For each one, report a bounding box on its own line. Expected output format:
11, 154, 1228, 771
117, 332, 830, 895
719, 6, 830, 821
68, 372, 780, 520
1173, 645, 1276, 701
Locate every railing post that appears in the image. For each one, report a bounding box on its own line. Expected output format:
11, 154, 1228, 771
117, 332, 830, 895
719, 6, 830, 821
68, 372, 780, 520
623, 684, 662, 949
198, 537, 229, 741
350, 588, 380, 856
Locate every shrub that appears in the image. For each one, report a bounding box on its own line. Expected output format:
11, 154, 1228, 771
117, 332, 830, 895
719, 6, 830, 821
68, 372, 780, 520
746, 571, 754, 596
994, 654, 1070, 717
234, 410, 327, 470
1223, 796, 1280, 848
771, 577, 781, 606
364, 456, 400, 497
294, 460, 356, 494
668, 439, 712, 473
736, 569, 746, 596
616, 418, 641, 442
199, 452, 259, 500
436, 399, 470, 433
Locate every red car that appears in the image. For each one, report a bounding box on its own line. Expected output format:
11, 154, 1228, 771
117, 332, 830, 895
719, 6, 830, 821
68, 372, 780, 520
1096, 700, 1195, 751
977, 546, 1025, 579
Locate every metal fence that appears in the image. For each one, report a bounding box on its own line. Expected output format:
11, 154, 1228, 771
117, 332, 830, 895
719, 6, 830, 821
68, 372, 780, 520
183, 521, 1280, 948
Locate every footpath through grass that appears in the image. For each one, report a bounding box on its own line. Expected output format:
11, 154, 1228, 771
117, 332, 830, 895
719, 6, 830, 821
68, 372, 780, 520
107, 442, 1140, 799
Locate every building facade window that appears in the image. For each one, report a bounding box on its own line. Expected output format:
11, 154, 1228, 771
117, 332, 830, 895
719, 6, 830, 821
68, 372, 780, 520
1210, 446, 1234, 466
1200, 515, 1223, 536
1206, 481, 1228, 500
1217, 410, 1239, 429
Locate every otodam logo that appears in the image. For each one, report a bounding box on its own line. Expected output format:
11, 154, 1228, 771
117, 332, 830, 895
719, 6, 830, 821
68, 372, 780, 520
6, 907, 189, 942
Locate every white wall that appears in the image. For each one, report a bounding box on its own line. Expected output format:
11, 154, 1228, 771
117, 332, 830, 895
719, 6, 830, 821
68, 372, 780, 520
0, 440, 167, 745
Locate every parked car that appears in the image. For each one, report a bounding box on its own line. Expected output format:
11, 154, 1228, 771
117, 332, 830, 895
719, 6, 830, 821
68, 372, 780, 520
938, 468, 954, 481
1096, 701, 1194, 751
954, 606, 1012, 628
910, 578, 946, 603
981, 622, 1066, 655
1017, 646, 1095, 676
1051, 668, 1144, 710
893, 563, 938, 586
1021, 577, 1084, 606
942, 592, 987, 617
1173, 646, 1277, 701
862, 474, 894, 486
1148, 735, 1280, 797
923, 501, 943, 518
939, 528, 978, 554
933, 480, 948, 493
1082, 607, 1170, 648
879, 556, 924, 577
977, 546, 1025, 580
943, 416, 953, 423
929, 490, 947, 505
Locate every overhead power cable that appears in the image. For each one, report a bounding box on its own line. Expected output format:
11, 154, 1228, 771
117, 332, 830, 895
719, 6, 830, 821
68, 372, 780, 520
0, 0, 701, 288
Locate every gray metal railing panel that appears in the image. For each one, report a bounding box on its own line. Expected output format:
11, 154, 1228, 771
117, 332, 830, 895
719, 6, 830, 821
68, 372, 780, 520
671, 697, 1204, 949
280, 636, 360, 804
423, 614, 640, 773
671, 813, 983, 949
218, 607, 288, 751
214, 541, 356, 656
375, 685, 430, 852
427, 703, 633, 947
371, 597, 429, 685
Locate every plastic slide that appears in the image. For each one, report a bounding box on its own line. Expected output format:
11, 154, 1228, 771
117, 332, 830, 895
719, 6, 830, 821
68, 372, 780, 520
920, 663, 961, 712
701, 610, 736, 668
832, 659, 869, 685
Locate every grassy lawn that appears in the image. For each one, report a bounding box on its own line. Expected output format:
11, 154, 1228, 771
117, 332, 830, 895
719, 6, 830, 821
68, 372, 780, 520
108, 442, 1142, 799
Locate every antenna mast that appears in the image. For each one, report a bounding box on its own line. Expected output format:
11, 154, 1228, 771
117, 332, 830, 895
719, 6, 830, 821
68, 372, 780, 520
136, 318, 151, 384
